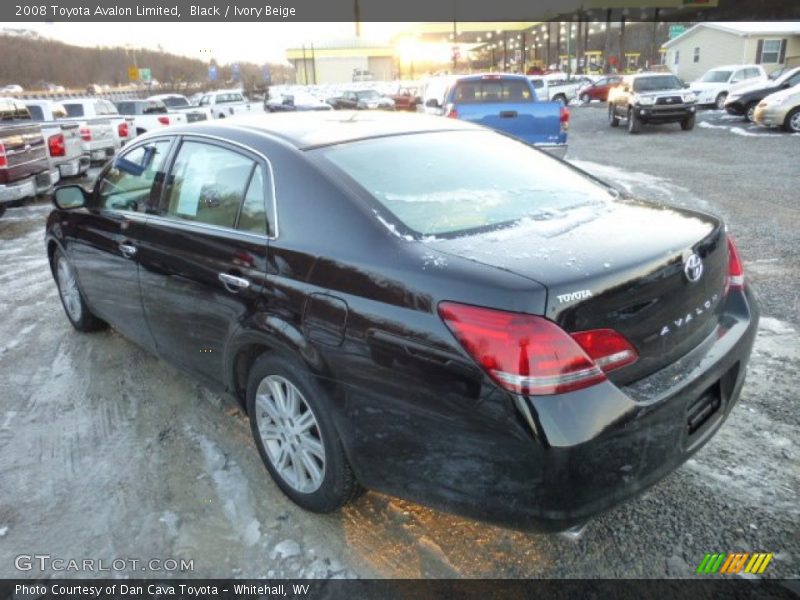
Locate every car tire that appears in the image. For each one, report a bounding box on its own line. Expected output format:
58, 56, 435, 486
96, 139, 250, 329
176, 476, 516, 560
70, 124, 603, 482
681, 114, 696, 131
580, 93, 591, 104
715, 92, 728, 110
246, 353, 363, 513
744, 102, 757, 122
52, 249, 107, 332
627, 107, 641, 134
608, 104, 620, 127
783, 107, 800, 133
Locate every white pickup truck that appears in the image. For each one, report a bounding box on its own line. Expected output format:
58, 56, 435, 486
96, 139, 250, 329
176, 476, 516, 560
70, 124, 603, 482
196, 89, 262, 119
528, 74, 583, 105
114, 99, 188, 135
61, 98, 132, 162
23, 100, 90, 179
147, 94, 210, 123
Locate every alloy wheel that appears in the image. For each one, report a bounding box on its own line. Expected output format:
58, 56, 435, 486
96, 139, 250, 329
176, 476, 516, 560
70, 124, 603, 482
57, 257, 82, 322
254, 375, 326, 494
789, 111, 800, 133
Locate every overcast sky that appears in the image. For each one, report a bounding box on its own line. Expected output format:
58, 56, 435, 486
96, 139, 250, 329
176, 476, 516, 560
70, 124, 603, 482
17, 22, 409, 65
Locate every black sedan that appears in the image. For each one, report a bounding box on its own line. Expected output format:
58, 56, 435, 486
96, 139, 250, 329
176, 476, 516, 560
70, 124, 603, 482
724, 66, 800, 121
45, 113, 758, 531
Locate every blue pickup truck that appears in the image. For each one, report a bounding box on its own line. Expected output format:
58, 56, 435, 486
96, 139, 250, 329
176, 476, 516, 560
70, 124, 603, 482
421, 73, 568, 157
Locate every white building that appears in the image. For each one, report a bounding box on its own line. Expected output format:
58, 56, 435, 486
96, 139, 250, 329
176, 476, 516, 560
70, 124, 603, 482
662, 22, 800, 81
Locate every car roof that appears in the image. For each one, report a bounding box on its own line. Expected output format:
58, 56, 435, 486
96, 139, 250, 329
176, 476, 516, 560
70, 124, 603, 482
627, 72, 679, 79
452, 73, 529, 82
164, 111, 482, 150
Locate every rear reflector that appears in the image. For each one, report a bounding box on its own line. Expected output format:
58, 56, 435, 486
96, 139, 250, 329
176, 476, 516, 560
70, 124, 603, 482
0, 142, 6, 168
438, 302, 627, 395
79, 127, 91, 142
158, 116, 170, 125
48, 133, 66, 157
726, 235, 745, 291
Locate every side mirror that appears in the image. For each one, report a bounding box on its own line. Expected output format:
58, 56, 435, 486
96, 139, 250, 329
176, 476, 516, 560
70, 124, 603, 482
782, 82, 791, 89
53, 185, 87, 210
730, 78, 740, 84
682, 82, 690, 89
425, 98, 440, 108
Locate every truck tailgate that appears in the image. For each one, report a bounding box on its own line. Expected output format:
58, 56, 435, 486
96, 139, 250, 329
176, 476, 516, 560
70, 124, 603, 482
455, 102, 566, 146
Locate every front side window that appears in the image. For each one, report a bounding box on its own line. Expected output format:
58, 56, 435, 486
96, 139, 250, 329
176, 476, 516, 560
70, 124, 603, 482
760, 39, 782, 64
164, 141, 254, 229
317, 130, 614, 237
96, 140, 171, 212
199, 95, 210, 106
51, 104, 68, 119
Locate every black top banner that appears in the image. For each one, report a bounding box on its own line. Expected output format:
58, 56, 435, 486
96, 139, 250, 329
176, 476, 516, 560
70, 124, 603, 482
2, 579, 800, 600
3, 0, 800, 22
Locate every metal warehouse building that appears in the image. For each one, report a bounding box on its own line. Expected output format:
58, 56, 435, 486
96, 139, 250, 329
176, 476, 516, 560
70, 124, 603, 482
286, 39, 394, 84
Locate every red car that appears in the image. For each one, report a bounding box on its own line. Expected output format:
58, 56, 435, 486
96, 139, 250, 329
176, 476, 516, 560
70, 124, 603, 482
578, 76, 622, 103
390, 88, 420, 112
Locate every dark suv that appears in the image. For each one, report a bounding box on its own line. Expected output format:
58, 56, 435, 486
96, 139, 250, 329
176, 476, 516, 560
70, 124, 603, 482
609, 73, 698, 133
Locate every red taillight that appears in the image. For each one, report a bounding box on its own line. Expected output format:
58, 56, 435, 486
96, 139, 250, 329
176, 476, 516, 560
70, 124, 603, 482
726, 235, 745, 291
0, 142, 6, 168
80, 127, 91, 142
445, 106, 458, 119
158, 116, 170, 125
439, 302, 639, 395
570, 329, 638, 372
560, 106, 570, 131
48, 133, 66, 157
118, 122, 129, 138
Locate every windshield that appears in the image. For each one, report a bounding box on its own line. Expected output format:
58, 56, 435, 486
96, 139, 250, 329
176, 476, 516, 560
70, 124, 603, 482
317, 130, 614, 237
161, 96, 189, 108
699, 70, 732, 83
633, 75, 682, 92
356, 90, 380, 100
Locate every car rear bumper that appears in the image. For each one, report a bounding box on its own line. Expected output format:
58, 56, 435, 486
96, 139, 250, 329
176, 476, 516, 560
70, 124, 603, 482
56, 154, 91, 178
0, 177, 37, 204
344, 286, 759, 532
535, 143, 568, 159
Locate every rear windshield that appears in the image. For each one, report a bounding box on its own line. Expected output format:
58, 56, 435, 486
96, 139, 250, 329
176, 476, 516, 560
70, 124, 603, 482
116, 102, 136, 114
317, 130, 613, 237
63, 104, 85, 117
452, 79, 533, 103
633, 75, 683, 92
143, 101, 167, 114
161, 96, 189, 108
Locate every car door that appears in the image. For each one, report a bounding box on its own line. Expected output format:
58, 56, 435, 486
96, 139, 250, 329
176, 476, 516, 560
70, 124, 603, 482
137, 136, 272, 386
66, 138, 174, 351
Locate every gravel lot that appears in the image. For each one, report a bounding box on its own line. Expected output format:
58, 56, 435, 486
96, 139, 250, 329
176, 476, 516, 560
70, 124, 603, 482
0, 107, 797, 579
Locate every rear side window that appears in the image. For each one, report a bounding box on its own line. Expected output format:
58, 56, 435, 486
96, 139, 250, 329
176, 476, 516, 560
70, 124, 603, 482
96, 140, 171, 212
63, 104, 84, 117
51, 104, 68, 119
26, 105, 44, 120
237, 165, 268, 235
452, 80, 533, 103
164, 141, 254, 229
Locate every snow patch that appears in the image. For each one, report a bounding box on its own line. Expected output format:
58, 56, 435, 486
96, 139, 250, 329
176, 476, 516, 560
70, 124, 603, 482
271, 539, 301, 559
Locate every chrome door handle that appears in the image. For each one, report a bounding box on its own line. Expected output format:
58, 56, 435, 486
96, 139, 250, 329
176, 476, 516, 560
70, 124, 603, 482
119, 243, 137, 258
218, 272, 250, 291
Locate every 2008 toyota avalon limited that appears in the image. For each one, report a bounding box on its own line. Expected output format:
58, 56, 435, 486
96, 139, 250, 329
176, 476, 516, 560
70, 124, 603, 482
46, 112, 758, 531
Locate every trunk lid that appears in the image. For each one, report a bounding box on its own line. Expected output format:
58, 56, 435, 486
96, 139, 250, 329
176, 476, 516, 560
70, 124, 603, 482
429, 199, 728, 383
